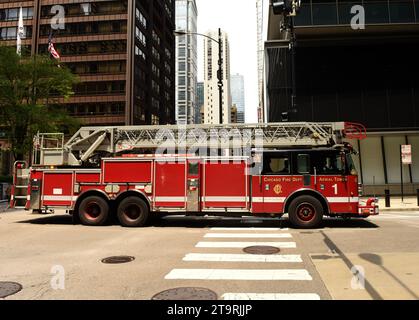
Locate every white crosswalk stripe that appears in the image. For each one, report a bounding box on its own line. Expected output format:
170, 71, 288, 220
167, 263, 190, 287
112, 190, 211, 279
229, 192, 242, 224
196, 241, 297, 248
165, 269, 313, 281
164, 225, 322, 300
183, 253, 303, 263
222, 293, 321, 300
210, 227, 289, 231
204, 233, 293, 238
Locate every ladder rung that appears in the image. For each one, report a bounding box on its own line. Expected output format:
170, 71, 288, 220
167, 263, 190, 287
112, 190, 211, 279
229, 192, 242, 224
15, 186, 29, 189
14, 196, 28, 199
14, 206, 26, 209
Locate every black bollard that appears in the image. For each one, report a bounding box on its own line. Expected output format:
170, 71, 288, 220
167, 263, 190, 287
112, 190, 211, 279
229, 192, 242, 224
417, 189, 419, 207
385, 189, 391, 208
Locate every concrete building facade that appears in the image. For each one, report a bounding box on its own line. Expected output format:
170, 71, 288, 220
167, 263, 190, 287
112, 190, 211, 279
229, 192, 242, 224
203, 29, 231, 124
0, 0, 176, 126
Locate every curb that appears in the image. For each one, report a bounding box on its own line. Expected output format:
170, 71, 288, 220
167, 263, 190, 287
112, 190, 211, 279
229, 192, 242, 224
379, 208, 419, 212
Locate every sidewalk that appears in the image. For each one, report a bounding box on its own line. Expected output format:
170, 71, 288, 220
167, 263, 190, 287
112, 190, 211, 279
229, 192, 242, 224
0, 200, 8, 213
370, 196, 419, 212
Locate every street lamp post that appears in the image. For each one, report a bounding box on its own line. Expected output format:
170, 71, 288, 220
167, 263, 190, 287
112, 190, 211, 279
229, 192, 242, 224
217, 28, 223, 125
174, 29, 224, 124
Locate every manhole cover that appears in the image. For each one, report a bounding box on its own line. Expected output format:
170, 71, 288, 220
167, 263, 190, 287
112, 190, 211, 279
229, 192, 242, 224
243, 246, 280, 255
101, 256, 135, 264
0, 282, 22, 298
152, 287, 218, 300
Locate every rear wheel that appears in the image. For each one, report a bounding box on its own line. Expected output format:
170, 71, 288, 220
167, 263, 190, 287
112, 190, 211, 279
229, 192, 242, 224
78, 196, 109, 226
117, 197, 149, 227
288, 195, 323, 229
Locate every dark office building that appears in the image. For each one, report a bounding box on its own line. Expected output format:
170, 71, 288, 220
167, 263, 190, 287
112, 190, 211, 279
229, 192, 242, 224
195, 81, 204, 124
265, 0, 419, 194
0, 0, 175, 126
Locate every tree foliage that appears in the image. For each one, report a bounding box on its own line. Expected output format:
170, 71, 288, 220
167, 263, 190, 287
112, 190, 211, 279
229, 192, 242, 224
0, 46, 79, 160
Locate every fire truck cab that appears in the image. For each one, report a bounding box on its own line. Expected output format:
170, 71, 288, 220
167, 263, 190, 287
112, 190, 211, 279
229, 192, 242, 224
11, 122, 378, 229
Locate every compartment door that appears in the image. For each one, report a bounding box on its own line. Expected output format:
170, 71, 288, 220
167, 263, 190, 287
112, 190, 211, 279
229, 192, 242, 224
186, 161, 200, 212
153, 161, 187, 209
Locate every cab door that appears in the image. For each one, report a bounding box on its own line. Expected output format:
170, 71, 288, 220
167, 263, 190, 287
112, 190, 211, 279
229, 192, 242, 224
186, 160, 200, 212
261, 152, 291, 214
312, 151, 351, 213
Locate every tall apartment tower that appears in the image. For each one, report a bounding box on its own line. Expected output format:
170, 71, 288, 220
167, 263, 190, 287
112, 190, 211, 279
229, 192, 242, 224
0, 0, 176, 126
175, 0, 198, 125
230, 73, 245, 123
203, 30, 231, 125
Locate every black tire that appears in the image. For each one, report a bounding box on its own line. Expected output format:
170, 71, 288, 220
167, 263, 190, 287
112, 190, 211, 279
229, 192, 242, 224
78, 196, 109, 226
288, 195, 323, 229
117, 197, 149, 227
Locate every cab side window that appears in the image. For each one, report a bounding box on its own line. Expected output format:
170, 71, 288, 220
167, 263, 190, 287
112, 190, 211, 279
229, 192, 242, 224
297, 154, 310, 174
263, 154, 291, 175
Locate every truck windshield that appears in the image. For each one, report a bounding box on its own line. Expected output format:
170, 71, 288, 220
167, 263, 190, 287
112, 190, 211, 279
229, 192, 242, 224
316, 152, 345, 175
346, 153, 358, 176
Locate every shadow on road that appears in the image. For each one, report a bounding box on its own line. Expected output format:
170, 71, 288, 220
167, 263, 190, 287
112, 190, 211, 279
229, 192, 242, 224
17, 214, 73, 225
16, 213, 379, 230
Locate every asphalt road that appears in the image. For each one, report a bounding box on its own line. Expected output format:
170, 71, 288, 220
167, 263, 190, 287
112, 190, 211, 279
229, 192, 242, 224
1, 209, 419, 300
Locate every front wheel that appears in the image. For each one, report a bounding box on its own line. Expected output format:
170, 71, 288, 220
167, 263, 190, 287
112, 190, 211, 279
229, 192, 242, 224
288, 195, 323, 229
117, 197, 150, 227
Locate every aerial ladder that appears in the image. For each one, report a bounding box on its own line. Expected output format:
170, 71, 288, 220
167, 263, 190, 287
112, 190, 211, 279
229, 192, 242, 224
31, 122, 366, 167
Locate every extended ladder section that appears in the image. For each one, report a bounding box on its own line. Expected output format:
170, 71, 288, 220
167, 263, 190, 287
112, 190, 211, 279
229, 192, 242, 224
33, 122, 366, 166
10, 161, 30, 209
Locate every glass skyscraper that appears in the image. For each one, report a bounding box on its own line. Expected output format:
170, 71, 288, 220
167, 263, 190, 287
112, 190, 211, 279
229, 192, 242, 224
231, 73, 245, 123
175, 0, 198, 124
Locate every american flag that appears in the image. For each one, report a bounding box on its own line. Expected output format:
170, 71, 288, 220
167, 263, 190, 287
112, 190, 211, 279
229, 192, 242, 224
48, 32, 60, 60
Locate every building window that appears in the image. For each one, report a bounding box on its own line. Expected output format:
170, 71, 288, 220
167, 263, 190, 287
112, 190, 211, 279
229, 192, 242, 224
0, 7, 33, 21
165, 48, 171, 60
152, 30, 161, 45
165, 61, 171, 74
152, 63, 160, 77
0, 26, 32, 40
151, 114, 160, 125
152, 80, 160, 94
136, 8, 147, 28
165, 77, 171, 88
152, 47, 160, 61
135, 45, 146, 60
135, 27, 146, 46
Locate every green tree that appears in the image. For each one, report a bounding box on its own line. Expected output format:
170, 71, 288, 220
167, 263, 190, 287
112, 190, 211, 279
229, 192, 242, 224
0, 46, 79, 161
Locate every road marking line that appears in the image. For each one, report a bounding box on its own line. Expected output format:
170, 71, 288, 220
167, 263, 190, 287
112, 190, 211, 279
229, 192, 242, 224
183, 253, 302, 263
204, 233, 292, 239
165, 269, 312, 281
222, 293, 321, 300
210, 227, 289, 231
196, 242, 296, 248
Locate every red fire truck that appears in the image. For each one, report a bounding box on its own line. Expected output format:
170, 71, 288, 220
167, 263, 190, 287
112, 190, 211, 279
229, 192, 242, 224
11, 122, 378, 229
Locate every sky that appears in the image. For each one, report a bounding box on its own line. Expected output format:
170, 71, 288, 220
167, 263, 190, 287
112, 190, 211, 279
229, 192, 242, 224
196, 0, 259, 123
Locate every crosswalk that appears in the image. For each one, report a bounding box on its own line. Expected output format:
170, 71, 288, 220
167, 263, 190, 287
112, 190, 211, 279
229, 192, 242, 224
163, 226, 322, 300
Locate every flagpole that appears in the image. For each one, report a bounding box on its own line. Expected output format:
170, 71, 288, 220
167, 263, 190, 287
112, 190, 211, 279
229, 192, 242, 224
17, 7, 24, 56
